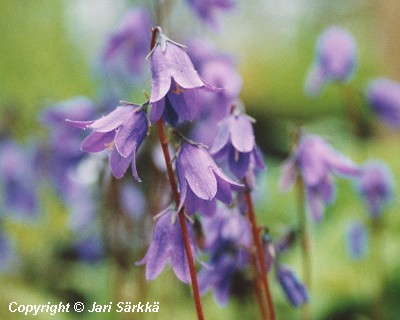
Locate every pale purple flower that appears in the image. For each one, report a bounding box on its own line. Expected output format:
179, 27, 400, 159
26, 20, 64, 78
0, 231, 16, 272
176, 143, 242, 216
277, 265, 309, 307
305, 26, 357, 97
366, 78, 400, 128
198, 206, 251, 305
120, 181, 146, 219
356, 160, 394, 218
210, 112, 265, 180
148, 28, 219, 125
0, 141, 38, 218
345, 220, 369, 260
103, 8, 152, 76
186, 0, 235, 28
67, 103, 148, 180
136, 208, 197, 283
280, 134, 360, 222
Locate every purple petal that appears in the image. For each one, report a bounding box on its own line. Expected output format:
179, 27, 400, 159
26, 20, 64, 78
167, 86, 199, 122
326, 149, 360, 177
109, 148, 132, 179
229, 114, 255, 153
66, 119, 95, 129
81, 131, 115, 153
277, 265, 309, 307
215, 175, 233, 204
304, 63, 326, 97
171, 219, 191, 283
209, 118, 230, 154
150, 99, 166, 124
229, 148, 250, 179
306, 187, 324, 222
90, 106, 133, 132
280, 159, 298, 192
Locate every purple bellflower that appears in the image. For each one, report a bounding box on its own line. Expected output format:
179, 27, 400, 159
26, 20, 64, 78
0, 141, 38, 218
198, 206, 251, 305
277, 265, 309, 307
176, 143, 242, 216
345, 220, 369, 260
136, 208, 197, 283
305, 26, 357, 97
280, 134, 360, 222
0, 231, 16, 272
186, 0, 235, 28
366, 78, 400, 128
103, 8, 152, 76
148, 28, 219, 126
355, 160, 394, 218
210, 111, 265, 180
67, 103, 148, 180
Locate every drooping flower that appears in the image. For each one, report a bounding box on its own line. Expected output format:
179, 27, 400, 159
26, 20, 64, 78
345, 220, 369, 260
148, 28, 219, 125
186, 0, 235, 28
355, 160, 394, 218
136, 208, 197, 283
210, 111, 265, 180
176, 143, 242, 216
277, 265, 309, 307
280, 134, 360, 222
304, 26, 357, 97
0, 141, 38, 218
103, 8, 152, 77
67, 103, 148, 180
197, 206, 251, 305
365, 78, 400, 128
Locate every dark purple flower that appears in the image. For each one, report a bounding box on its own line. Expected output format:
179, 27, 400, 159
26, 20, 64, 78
103, 8, 152, 76
148, 28, 219, 125
136, 208, 197, 283
67, 103, 148, 180
305, 26, 357, 97
198, 206, 251, 305
210, 112, 265, 180
366, 78, 400, 128
0, 141, 38, 218
176, 143, 242, 216
75, 234, 104, 263
186, 0, 235, 28
345, 220, 369, 260
356, 160, 394, 218
280, 134, 360, 222
277, 265, 309, 307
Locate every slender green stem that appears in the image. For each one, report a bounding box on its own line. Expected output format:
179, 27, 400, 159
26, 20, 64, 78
244, 189, 275, 320
296, 176, 311, 320
157, 119, 205, 320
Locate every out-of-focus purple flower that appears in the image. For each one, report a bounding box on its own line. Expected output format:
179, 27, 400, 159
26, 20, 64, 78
277, 265, 309, 307
103, 8, 152, 77
280, 134, 360, 222
366, 78, 400, 128
186, 0, 235, 28
304, 26, 357, 97
345, 220, 369, 260
355, 160, 394, 218
0, 231, 16, 272
148, 28, 219, 125
276, 228, 297, 254
67, 103, 148, 180
40, 97, 97, 195
120, 181, 146, 219
0, 141, 38, 218
136, 208, 197, 283
176, 143, 242, 216
198, 206, 251, 305
211, 112, 265, 180
75, 235, 104, 263
262, 232, 276, 274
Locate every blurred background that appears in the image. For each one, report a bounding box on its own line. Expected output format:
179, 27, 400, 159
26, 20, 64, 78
1, 0, 400, 319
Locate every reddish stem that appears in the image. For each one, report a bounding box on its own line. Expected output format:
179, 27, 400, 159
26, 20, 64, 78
251, 254, 268, 320
245, 190, 275, 320
157, 119, 205, 320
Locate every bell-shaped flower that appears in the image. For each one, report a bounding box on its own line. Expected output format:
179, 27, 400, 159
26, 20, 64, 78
176, 143, 242, 216
345, 220, 369, 260
197, 206, 251, 305
148, 28, 219, 125
355, 160, 394, 218
277, 264, 309, 307
365, 78, 400, 128
136, 208, 197, 283
186, 0, 235, 28
304, 26, 357, 97
210, 112, 265, 180
280, 134, 360, 222
103, 8, 152, 77
67, 103, 148, 180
